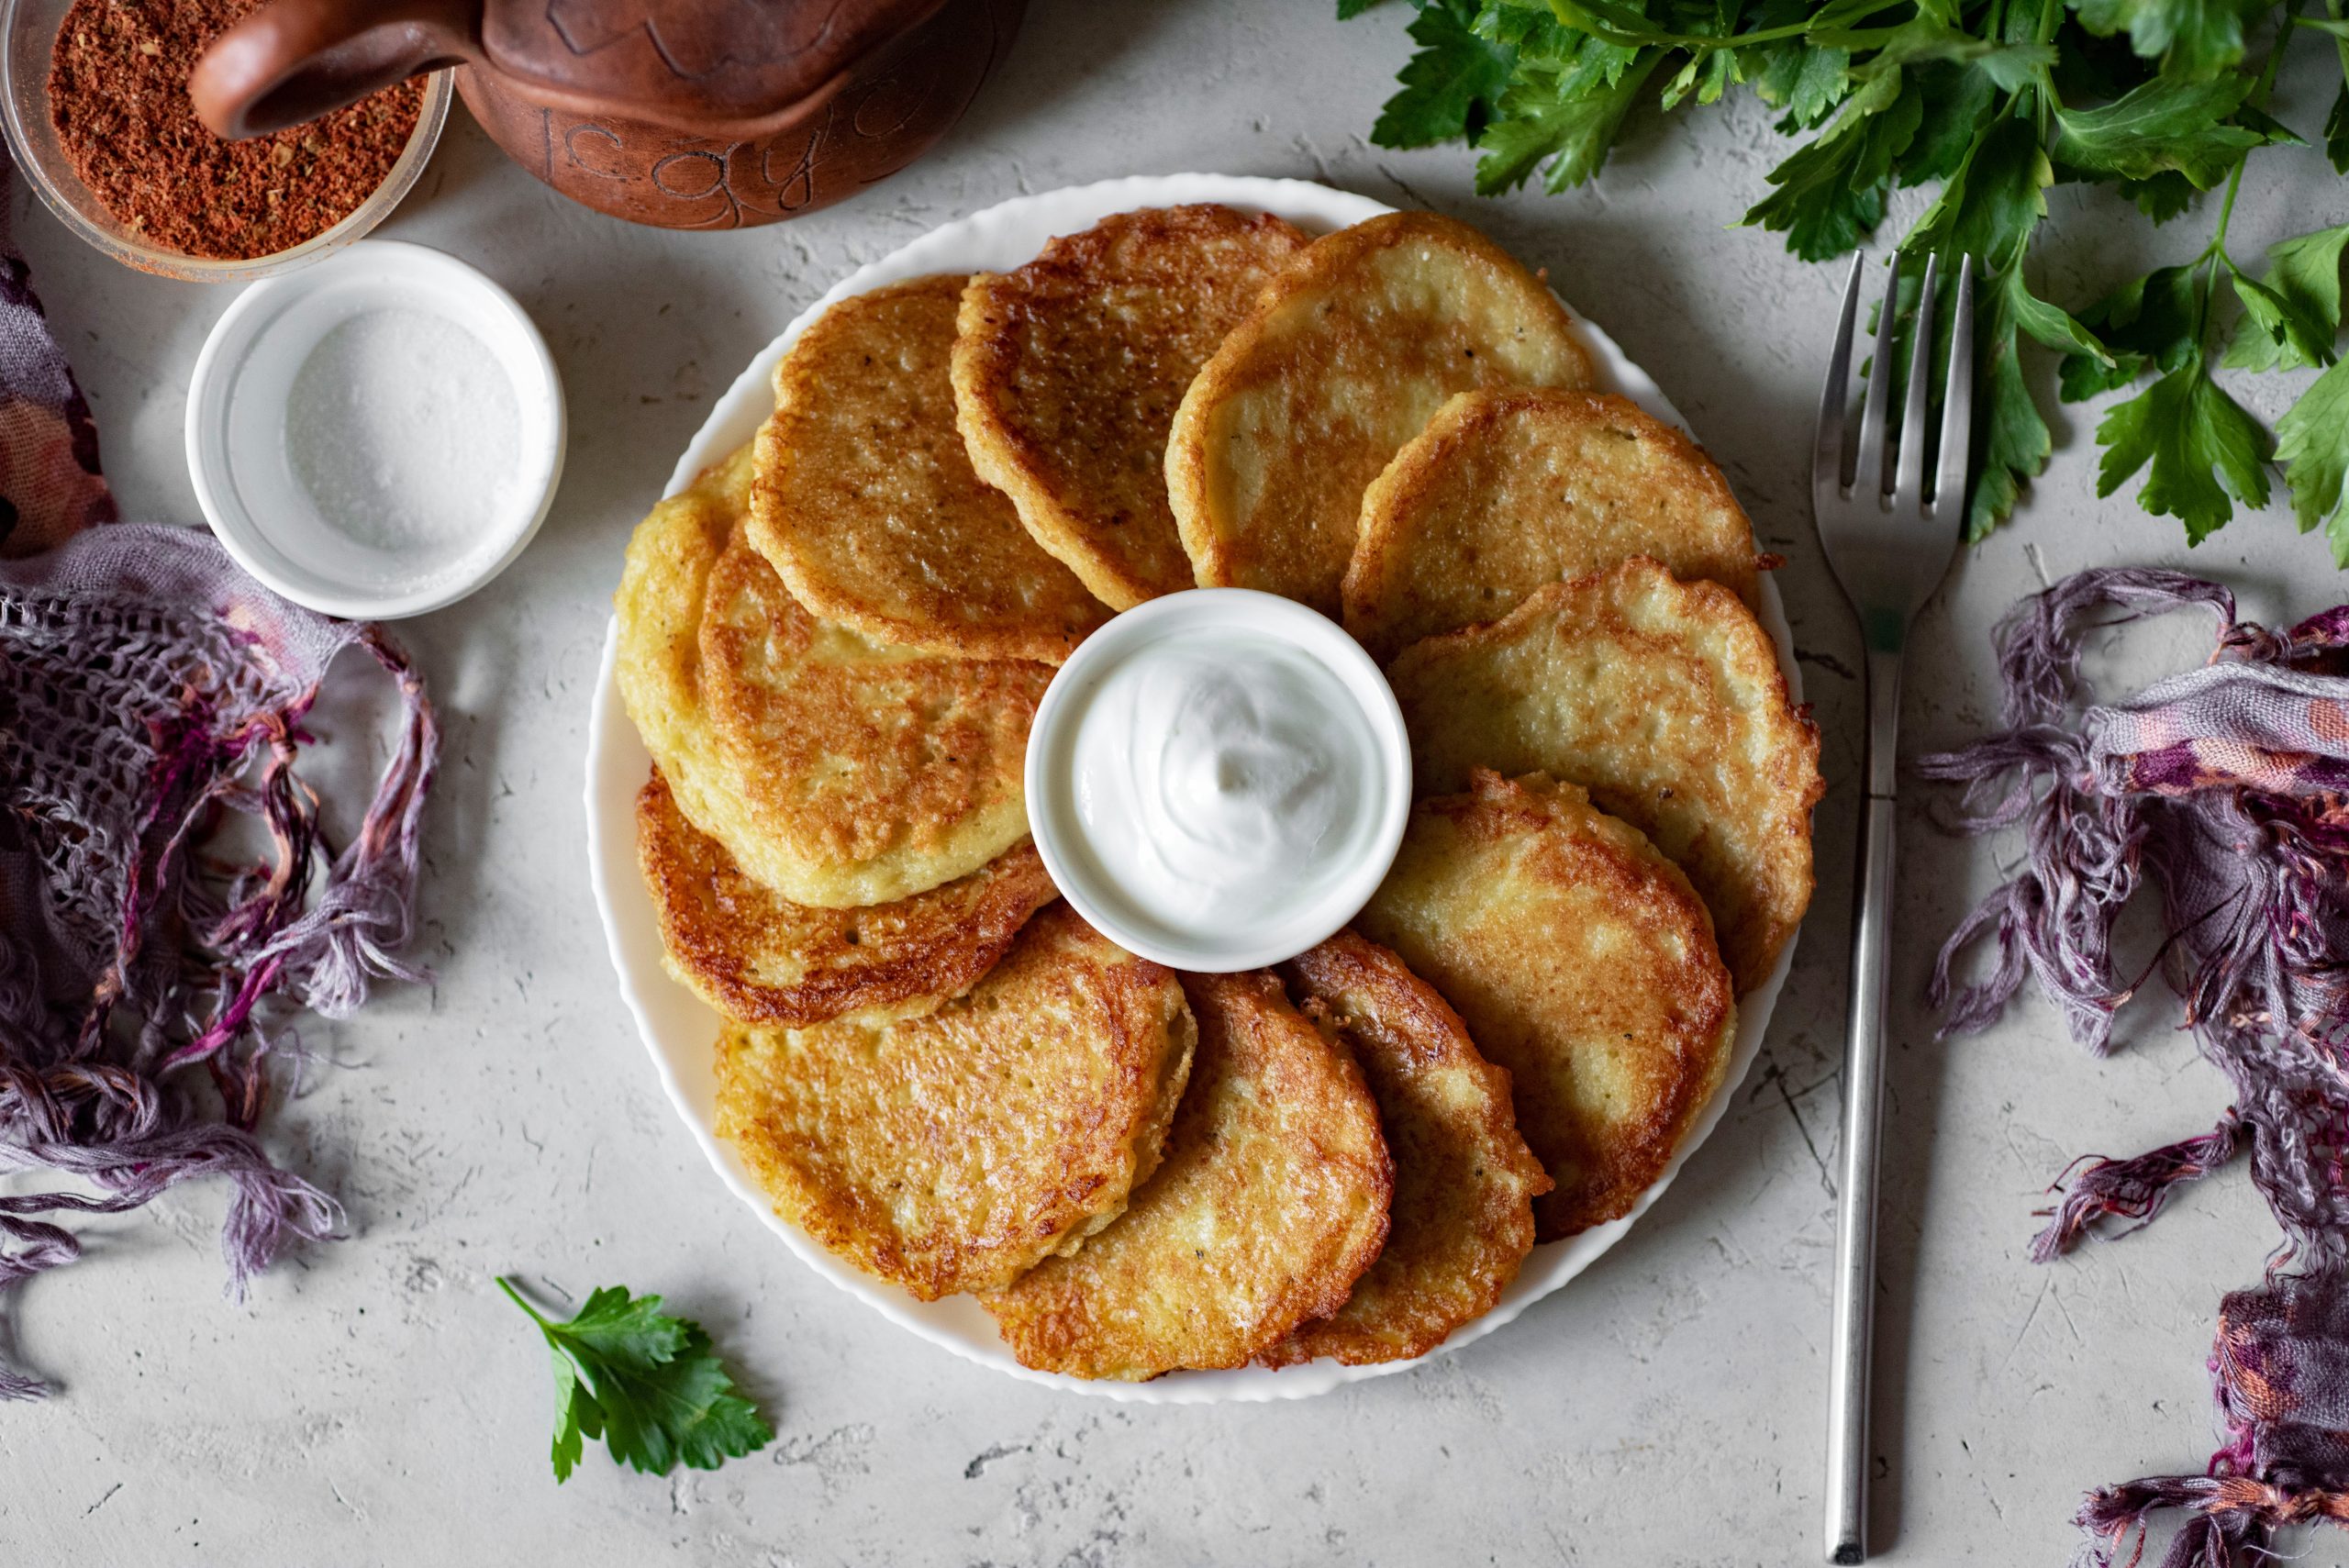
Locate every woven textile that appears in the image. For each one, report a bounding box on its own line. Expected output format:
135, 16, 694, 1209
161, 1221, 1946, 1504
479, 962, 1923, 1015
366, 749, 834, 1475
0, 144, 435, 1397
1920, 569, 2349, 1566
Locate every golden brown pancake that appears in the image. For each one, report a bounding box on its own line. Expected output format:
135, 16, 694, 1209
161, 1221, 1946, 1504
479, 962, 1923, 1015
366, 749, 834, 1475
1166, 211, 1595, 614
953, 205, 1310, 608
715, 905, 1195, 1301
614, 442, 1049, 907
1386, 558, 1820, 991
636, 768, 1059, 1028
749, 274, 1109, 663
1355, 771, 1736, 1241
984, 968, 1392, 1379
1260, 930, 1552, 1368
1342, 387, 1765, 662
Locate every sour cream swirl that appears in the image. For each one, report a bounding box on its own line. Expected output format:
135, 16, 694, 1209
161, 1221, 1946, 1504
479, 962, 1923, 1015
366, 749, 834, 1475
1060, 626, 1388, 949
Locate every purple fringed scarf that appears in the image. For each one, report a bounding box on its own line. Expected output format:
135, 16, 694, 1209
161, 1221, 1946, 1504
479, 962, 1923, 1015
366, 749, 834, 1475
0, 145, 436, 1397
1919, 568, 2349, 1566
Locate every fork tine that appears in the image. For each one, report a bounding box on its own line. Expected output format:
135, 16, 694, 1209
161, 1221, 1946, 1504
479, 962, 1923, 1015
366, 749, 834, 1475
1934, 256, 1976, 517
1812, 255, 1865, 507
1895, 252, 1939, 507
1851, 255, 1900, 500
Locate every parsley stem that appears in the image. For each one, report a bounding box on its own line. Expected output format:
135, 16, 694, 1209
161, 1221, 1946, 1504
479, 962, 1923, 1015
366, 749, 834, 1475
496, 1273, 555, 1331
2213, 164, 2245, 256
2252, 0, 2310, 105
2032, 0, 2065, 119
2193, 0, 2299, 345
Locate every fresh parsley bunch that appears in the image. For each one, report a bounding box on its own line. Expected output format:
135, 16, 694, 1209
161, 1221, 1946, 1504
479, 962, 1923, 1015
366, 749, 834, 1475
1347, 0, 2349, 557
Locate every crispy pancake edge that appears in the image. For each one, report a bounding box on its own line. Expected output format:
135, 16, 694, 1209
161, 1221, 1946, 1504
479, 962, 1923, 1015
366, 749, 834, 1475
617, 440, 1046, 907
611, 444, 806, 895
1357, 770, 1737, 1241
953, 206, 1311, 609
1260, 929, 1551, 1367
636, 768, 1060, 1028
982, 968, 1392, 1379
1386, 559, 1822, 992
1165, 209, 1598, 613
1342, 386, 1765, 662
748, 273, 1109, 664
714, 904, 1197, 1300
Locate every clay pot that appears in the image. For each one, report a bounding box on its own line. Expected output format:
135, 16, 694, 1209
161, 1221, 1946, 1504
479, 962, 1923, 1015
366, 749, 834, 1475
187, 0, 1026, 230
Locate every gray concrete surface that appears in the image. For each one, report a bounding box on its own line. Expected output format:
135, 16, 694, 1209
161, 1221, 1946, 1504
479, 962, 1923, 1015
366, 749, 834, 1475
5, 2, 2347, 1562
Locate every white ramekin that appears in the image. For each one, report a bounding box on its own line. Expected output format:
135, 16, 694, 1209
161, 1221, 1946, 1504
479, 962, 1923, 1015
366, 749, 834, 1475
185, 239, 565, 620
1024, 588, 1412, 973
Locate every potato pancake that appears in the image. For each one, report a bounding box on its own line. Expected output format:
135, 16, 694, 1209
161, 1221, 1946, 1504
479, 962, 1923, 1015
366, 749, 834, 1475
984, 968, 1391, 1379
716, 905, 1194, 1300
614, 443, 1047, 907
1260, 930, 1551, 1367
1386, 558, 1820, 992
1342, 387, 1764, 662
1355, 771, 1736, 1241
750, 274, 1109, 663
1165, 211, 1594, 613
636, 768, 1058, 1028
953, 205, 1309, 608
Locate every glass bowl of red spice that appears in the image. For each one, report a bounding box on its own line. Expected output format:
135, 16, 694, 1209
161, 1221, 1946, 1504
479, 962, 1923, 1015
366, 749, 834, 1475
0, 0, 451, 283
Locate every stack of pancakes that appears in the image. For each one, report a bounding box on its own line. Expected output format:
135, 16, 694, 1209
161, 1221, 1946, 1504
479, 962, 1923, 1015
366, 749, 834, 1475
614, 204, 1822, 1381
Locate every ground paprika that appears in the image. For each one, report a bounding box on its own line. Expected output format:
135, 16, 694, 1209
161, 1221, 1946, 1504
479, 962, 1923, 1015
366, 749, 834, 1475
47, 0, 423, 262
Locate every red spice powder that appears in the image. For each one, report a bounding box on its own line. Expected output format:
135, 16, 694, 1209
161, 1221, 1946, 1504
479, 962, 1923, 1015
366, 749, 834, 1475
47, 0, 425, 262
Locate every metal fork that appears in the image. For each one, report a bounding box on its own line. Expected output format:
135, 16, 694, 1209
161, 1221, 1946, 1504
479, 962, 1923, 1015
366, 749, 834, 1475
1813, 251, 1975, 1566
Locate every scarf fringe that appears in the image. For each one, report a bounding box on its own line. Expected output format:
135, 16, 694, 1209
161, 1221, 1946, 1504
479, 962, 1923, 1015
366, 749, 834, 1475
2031, 1116, 2243, 1261
0, 607, 433, 1397
2074, 1473, 2349, 1567
1921, 568, 2349, 1564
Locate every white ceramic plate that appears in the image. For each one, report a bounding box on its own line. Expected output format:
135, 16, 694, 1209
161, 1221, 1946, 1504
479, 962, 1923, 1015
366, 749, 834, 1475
584, 174, 1801, 1404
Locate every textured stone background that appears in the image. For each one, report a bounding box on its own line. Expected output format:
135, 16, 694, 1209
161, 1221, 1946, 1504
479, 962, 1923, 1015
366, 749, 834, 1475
6, 2, 2347, 1562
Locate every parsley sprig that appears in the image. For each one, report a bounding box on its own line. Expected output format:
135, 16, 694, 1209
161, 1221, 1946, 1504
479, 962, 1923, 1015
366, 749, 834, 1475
1348, 0, 2349, 558
498, 1275, 774, 1483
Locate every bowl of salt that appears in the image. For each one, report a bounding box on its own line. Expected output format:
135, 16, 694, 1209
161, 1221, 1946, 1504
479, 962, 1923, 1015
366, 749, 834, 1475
186, 239, 564, 619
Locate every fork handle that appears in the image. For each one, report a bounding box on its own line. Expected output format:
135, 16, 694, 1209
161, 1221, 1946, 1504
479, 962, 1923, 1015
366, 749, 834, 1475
1826, 645, 1903, 1564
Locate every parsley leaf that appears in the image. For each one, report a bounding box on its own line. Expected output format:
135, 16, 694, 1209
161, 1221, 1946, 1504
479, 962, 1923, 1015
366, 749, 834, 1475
1902, 61, 2001, 184
2222, 223, 2349, 371
2276, 357, 2349, 562
2070, 0, 2254, 78
2059, 262, 2201, 399
2095, 359, 2273, 542
1337, 0, 1388, 17
2004, 263, 2114, 361
1476, 39, 1661, 193
2328, 82, 2349, 173
1744, 70, 1924, 258
1907, 112, 2053, 268
499, 1276, 773, 1484
2116, 171, 2201, 222
1965, 279, 2057, 539
2227, 267, 2338, 372
2053, 75, 2271, 186
1368, 0, 1519, 148
1754, 38, 1854, 126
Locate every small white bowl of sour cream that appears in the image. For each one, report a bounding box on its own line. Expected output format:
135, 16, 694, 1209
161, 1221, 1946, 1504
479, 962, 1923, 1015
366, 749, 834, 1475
1026, 589, 1412, 973
186, 240, 564, 621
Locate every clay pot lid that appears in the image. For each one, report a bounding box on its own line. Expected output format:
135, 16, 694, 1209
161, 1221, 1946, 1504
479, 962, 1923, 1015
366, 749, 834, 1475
487, 0, 951, 126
